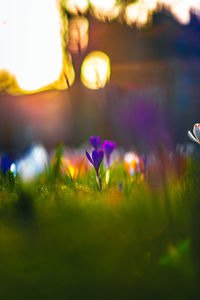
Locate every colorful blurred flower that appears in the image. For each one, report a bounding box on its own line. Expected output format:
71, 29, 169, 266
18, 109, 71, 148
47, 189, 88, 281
61, 156, 89, 179
188, 123, 200, 144
90, 136, 101, 150
124, 151, 145, 177
102, 140, 116, 168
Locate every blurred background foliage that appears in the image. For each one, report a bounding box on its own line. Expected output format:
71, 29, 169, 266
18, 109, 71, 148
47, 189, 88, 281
0, 0, 200, 152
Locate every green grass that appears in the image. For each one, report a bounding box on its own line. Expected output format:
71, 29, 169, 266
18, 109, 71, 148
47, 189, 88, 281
0, 155, 200, 300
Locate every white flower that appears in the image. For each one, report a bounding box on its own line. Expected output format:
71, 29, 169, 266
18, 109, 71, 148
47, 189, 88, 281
188, 123, 200, 144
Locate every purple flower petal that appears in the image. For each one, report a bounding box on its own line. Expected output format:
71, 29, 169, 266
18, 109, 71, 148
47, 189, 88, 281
102, 140, 116, 166
102, 140, 116, 155
85, 151, 93, 165
90, 136, 101, 150
92, 149, 104, 172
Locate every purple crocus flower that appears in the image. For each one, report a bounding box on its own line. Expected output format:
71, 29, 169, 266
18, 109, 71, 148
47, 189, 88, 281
86, 149, 104, 189
90, 136, 101, 150
102, 140, 116, 167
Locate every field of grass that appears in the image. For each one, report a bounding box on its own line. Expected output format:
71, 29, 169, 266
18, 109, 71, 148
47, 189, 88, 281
0, 150, 200, 300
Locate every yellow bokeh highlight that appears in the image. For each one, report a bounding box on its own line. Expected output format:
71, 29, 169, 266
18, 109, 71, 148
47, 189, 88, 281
0, 0, 74, 94
90, 0, 121, 21
64, 0, 89, 15
124, 0, 199, 27
81, 51, 111, 90
53, 51, 75, 90
63, 0, 200, 25
125, 2, 150, 27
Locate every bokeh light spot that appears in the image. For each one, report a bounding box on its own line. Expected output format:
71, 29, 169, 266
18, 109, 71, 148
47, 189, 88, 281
125, 2, 149, 27
64, 0, 89, 15
0, 0, 74, 93
90, 0, 121, 21
80, 51, 111, 90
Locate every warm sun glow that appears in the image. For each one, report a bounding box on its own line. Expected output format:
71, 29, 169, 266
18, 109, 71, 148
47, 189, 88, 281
0, 0, 74, 93
170, 2, 191, 25
90, 0, 121, 21
64, 0, 89, 15
80, 51, 111, 90
141, 0, 158, 11
124, 0, 200, 27
125, 2, 150, 27
159, 0, 200, 24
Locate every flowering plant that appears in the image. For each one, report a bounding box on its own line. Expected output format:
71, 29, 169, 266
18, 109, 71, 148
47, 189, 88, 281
86, 149, 104, 189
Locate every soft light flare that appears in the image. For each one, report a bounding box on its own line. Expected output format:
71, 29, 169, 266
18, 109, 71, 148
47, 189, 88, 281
64, 0, 89, 15
159, 0, 200, 25
125, 2, 149, 27
81, 51, 111, 90
170, 1, 191, 24
90, 0, 120, 21
0, 0, 73, 93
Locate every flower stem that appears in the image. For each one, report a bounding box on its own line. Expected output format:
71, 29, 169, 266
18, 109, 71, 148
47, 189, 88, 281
97, 175, 102, 190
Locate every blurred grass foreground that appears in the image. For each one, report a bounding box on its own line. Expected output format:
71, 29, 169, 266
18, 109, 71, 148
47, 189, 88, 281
0, 145, 200, 300
1, 0, 200, 299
